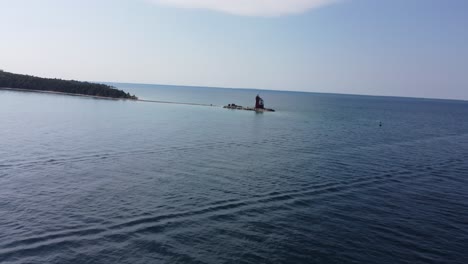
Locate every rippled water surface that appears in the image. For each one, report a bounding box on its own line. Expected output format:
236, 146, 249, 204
1, 85, 468, 264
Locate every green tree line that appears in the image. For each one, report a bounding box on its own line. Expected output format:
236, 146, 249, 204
0, 71, 137, 99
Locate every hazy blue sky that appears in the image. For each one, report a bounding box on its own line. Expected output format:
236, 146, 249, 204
1, 0, 467, 99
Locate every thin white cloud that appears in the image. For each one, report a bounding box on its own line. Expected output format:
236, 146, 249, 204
147, 0, 341, 16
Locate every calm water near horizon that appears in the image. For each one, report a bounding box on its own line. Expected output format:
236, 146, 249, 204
1, 84, 468, 263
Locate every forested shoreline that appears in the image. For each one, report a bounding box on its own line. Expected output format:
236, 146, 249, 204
0, 70, 137, 99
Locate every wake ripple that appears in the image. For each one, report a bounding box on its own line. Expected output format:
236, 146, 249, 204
0, 154, 462, 261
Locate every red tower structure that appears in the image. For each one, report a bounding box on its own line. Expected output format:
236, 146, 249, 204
255, 95, 264, 109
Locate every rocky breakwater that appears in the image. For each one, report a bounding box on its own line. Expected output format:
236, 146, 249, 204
224, 103, 275, 112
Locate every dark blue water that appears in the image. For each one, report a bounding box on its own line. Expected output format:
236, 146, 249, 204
1, 84, 468, 264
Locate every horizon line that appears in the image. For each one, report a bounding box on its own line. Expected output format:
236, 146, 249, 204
102, 80, 468, 103
2, 70, 465, 103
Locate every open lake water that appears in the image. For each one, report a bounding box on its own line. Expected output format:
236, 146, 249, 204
1, 84, 468, 263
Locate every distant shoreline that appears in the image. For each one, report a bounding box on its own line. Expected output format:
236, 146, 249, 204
0, 87, 137, 101
0, 70, 137, 100
0, 87, 218, 107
